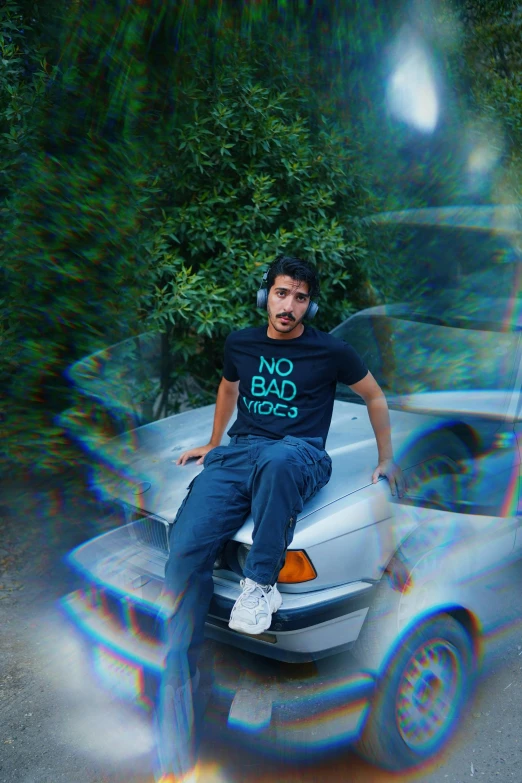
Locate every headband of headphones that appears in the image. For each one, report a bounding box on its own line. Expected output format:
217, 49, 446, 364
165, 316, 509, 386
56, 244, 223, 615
256, 265, 318, 320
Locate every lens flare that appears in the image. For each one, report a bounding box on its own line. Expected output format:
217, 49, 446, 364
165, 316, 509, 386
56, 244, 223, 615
387, 29, 438, 132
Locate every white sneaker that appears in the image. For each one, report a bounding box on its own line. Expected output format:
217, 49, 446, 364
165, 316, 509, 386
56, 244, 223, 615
228, 578, 282, 635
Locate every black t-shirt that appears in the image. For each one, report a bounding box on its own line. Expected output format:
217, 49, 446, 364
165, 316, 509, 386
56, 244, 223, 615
223, 326, 368, 447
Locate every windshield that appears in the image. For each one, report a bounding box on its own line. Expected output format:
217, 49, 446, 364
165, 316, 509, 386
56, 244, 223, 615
335, 214, 522, 413
63, 332, 167, 432
364, 211, 522, 304
332, 311, 519, 408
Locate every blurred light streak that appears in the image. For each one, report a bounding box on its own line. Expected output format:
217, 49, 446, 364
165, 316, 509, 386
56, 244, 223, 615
387, 32, 438, 133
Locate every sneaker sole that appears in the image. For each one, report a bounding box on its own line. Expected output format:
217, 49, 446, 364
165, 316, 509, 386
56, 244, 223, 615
228, 592, 283, 635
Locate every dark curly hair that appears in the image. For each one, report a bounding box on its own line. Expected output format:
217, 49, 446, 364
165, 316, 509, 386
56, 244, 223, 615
265, 256, 320, 300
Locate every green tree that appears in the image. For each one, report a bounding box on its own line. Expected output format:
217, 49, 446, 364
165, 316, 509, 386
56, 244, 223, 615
0, 0, 58, 426
136, 30, 370, 414
8, 0, 504, 474
0, 0, 166, 471
444, 0, 522, 198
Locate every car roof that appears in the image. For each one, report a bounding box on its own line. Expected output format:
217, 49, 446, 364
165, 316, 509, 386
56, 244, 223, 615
346, 297, 522, 332
365, 205, 522, 234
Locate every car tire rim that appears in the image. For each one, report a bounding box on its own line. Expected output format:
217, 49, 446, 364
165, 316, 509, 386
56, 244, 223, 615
395, 637, 461, 752
407, 455, 461, 508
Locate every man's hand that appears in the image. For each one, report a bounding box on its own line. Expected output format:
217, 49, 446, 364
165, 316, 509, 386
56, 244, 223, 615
176, 443, 217, 467
372, 459, 406, 498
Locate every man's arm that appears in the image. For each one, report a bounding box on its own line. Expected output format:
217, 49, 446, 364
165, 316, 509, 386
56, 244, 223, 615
209, 378, 240, 446
177, 378, 239, 466
349, 371, 405, 497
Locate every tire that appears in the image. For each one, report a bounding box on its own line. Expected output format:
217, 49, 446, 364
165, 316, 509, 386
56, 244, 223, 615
356, 613, 476, 771
400, 428, 473, 466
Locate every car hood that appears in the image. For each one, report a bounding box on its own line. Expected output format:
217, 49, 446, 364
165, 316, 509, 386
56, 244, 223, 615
93, 400, 431, 528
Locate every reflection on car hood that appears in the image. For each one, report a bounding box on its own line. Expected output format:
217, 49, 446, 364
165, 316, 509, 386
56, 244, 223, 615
93, 401, 429, 524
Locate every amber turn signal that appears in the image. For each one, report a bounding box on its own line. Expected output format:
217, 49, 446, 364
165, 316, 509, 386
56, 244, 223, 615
277, 550, 317, 583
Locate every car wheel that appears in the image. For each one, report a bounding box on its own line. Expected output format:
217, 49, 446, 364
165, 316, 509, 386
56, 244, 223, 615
400, 429, 474, 510
355, 612, 475, 771
400, 428, 473, 464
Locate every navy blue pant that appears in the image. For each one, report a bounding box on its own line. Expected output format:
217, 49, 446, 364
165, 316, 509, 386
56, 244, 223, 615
155, 434, 331, 778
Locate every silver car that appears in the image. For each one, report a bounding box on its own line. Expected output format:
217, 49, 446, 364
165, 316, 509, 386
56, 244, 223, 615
61, 207, 522, 770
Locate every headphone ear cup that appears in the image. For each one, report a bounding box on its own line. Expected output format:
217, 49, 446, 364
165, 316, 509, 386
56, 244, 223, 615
257, 289, 268, 309
306, 301, 318, 320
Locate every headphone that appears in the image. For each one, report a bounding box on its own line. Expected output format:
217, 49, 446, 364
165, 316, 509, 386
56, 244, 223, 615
256, 265, 319, 320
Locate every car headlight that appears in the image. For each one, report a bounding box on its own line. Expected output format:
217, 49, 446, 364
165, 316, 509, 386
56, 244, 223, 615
236, 543, 317, 584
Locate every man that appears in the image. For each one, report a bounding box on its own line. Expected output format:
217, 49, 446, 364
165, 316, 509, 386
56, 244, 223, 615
155, 255, 404, 782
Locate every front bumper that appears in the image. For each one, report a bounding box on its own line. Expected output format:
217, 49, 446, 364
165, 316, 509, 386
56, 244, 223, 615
207, 575, 373, 661
61, 587, 375, 754
61, 519, 377, 751
66, 520, 374, 662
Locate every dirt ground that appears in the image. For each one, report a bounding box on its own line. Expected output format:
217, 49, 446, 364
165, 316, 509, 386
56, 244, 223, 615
1, 473, 522, 783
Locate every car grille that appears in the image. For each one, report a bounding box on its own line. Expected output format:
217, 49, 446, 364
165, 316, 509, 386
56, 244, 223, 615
124, 506, 170, 552
90, 584, 164, 643
134, 606, 160, 639
102, 591, 125, 624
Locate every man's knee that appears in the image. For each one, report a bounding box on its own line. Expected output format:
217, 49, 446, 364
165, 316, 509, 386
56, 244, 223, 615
163, 543, 214, 619
167, 527, 216, 577
256, 441, 302, 475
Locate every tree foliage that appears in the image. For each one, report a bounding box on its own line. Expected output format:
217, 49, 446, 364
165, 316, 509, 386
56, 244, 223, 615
2, 0, 522, 474
0, 0, 58, 430
1, 0, 165, 470
138, 31, 370, 413
444, 0, 522, 197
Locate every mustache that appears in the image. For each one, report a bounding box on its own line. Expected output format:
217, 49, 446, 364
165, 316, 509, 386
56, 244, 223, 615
277, 313, 295, 321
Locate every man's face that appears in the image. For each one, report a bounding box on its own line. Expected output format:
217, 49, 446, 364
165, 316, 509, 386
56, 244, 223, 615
266, 275, 310, 337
